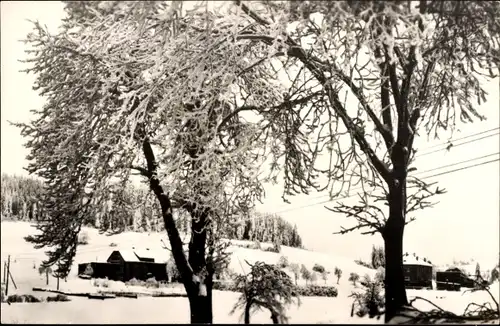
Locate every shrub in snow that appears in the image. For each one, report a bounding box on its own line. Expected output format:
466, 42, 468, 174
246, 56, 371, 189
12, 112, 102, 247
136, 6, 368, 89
77, 231, 89, 245
349, 272, 360, 285
109, 242, 117, 247
93, 278, 109, 288
321, 271, 329, 284
166, 253, 181, 283
312, 263, 325, 274
126, 278, 141, 287
334, 267, 343, 284
213, 280, 338, 297
310, 271, 318, 284
350, 274, 384, 319
278, 255, 289, 269
7, 294, 42, 303
293, 285, 338, 297
371, 246, 385, 269
289, 263, 300, 285
263, 246, 280, 253
253, 240, 262, 250
273, 241, 281, 253
146, 277, 160, 288
375, 267, 385, 285
46, 294, 70, 302
300, 264, 312, 285
354, 259, 372, 269
212, 280, 238, 292
490, 268, 499, 284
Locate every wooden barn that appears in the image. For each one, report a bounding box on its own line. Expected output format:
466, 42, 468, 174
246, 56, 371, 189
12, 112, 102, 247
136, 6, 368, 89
436, 267, 475, 291
403, 253, 433, 289
78, 249, 168, 282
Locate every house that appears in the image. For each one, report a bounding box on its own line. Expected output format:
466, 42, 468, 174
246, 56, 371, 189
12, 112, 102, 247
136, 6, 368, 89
78, 248, 168, 282
436, 267, 475, 290
403, 253, 433, 289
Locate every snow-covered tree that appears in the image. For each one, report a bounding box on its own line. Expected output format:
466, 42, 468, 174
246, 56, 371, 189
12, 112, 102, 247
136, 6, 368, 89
16, 1, 294, 322
231, 261, 299, 324
233, 1, 500, 321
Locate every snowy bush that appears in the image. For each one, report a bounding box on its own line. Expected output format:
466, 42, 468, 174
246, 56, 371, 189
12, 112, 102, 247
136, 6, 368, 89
300, 264, 312, 285
263, 245, 280, 253
278, 255, 289, 269
312, 263, 325, 274
46, 294, 70, 302
7, 294, 42, 303
349, 272, 360, 285
93, 278, 109, 288
490, 268, 499, 284
350, 274, 384, 319
146, 277, 160, 288
334, 267, 343, 284
126, 278, 141, 287
77, 231, 89, 245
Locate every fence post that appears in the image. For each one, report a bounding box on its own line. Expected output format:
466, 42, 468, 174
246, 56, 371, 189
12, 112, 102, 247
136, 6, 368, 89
8, 269, 17, 290
5, 255, 11, 296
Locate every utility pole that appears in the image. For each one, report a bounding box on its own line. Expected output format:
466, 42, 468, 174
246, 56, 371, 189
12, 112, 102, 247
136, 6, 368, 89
2, 261, 6, 284
8, 269, 17, 290
5, 255, 10, 296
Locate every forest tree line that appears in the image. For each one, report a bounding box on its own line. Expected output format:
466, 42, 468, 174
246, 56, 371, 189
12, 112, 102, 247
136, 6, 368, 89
1, 174, 302, 247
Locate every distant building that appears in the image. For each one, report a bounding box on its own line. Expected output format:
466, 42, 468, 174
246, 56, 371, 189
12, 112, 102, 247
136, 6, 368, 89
78, 248, 168, 282
403, 253, 433, 289
436, 267, 475, 290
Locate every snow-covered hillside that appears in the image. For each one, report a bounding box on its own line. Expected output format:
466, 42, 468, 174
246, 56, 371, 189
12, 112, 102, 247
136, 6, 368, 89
0, 221, 376, 285
1, 221, 498, 324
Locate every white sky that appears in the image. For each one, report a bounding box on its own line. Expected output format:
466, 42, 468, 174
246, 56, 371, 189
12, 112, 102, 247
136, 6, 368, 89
1, 1, 499, 267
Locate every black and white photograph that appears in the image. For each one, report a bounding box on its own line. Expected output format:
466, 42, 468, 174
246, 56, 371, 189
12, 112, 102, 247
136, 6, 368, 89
1, 1, 499, 324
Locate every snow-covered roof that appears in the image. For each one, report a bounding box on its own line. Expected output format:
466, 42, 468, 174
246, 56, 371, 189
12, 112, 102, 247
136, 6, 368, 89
403, 253, 433, 267
114, 249, 140, 262
133, 248, 155, 261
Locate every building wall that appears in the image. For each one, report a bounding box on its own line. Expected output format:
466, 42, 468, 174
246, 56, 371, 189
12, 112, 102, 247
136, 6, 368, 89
124, 262, 168, 282
80, 251, 168, 282
404, 264, 432, 287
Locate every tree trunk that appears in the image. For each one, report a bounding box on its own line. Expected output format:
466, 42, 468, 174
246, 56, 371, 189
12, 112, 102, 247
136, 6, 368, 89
270, 312, 279, 324
142, 139, 213, 323
244, 302, 252, 324
189, 286, 213, 324
383, 181, 409, 323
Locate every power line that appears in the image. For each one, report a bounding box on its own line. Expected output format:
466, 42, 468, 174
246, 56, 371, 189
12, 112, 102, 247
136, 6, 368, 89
418, 127, 499, 152
271, 157, 499, 215
269, 129, 499, 212
421, 158, 499, 179
415, 152, 499, 175
417, 132, 499, 157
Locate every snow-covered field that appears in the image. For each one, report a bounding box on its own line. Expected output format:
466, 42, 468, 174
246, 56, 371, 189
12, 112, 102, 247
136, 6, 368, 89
1, 221, 498, 324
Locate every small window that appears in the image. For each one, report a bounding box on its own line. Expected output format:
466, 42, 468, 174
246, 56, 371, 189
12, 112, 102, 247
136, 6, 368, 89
405, 276, 410, 281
